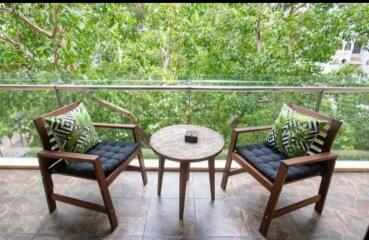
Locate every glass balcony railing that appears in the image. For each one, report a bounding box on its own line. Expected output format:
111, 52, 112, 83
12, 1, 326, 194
0, 78, 368, 162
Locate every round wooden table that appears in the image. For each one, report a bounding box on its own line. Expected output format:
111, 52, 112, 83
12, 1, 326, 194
150, 124, 224, 219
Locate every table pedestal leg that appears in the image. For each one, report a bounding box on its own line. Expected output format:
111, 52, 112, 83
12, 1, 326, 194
157, 157, 165, 196
208, 158, 215, 201
187, 163, 190, 181
179, 162, 190, 219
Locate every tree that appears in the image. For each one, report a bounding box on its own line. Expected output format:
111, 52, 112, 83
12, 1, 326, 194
0, 3, 368, 157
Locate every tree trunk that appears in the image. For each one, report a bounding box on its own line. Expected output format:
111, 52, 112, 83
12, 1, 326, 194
161, 47, 170, 73
256, 19, 262, 55
256, 4, 263, 55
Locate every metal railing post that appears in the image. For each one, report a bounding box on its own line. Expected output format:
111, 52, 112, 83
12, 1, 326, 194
186, 80, 192, 124
54, 85, 62, 107
315, 90, 324, 112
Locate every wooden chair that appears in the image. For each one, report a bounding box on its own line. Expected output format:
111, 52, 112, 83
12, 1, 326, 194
221, 103, 342, 236
34, 101, 148, 231
364, 225, 369, 240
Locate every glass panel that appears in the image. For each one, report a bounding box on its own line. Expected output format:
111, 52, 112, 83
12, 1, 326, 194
51, 88, 189, 160
0, 90, 59, 158
320, 93, 369, 161
0, 79, 368, 163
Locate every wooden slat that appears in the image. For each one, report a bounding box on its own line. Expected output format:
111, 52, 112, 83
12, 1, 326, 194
234, 125, 273, 133
37, 150, 99, 163
51, 172, 97, 181
282, 152, 337, 167
228, 168, 245, 176
272, 195, 321, 219
40, 101, 81, 118
94, 98, 138, 124
126, 165, 141, 171
52, 193, 106, 213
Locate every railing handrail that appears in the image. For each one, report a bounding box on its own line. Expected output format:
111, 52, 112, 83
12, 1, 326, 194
0, 84, 369, 93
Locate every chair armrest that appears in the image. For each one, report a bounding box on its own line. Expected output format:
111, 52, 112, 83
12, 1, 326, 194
93, 122, 141, 143
229, 125, 273, 153
234, 125, 273, 133
93, 123, 136, 129
272, 152, 338, 186
281, 152, 338, 167
37, 150, 99, 163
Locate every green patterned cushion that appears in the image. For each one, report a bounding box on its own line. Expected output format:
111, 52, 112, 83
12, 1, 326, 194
306, 123, 330, 156
265, 104, 330, 158
44, 103, 101, 165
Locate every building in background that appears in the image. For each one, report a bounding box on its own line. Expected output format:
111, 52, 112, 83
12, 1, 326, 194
320, 40, 369, 74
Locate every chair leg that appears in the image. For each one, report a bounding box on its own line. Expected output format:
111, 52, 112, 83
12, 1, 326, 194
157, 157, 165, 196
94, 161, 118, 231
221, 154, 233, 190
97, 177, 118, 231
259, 184, 283, 236
38, 158, 56, 213
137, 148, 148, 185
208, 158, 215, 201
315, 160, 335, 214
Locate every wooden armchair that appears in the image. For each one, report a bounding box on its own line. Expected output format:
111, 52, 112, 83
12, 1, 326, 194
34, 101, 148, 231
221, 103, 342, 236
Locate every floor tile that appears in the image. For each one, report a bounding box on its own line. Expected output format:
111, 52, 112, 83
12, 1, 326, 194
0, 170, 368, 240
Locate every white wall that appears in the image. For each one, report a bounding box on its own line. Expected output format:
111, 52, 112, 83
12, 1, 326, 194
324, 40, 369, 74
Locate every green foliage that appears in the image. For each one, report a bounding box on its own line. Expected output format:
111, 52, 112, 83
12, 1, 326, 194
0, 3, 368, 158
1, 3, 362, 77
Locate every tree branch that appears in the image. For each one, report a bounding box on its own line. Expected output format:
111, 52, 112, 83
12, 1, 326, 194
286, 3, 306, 17
278, 3, 285, 18
0, 30, 34, 58
0, 6, 58, 39
160, 47, 170, 72
134, 3, 146, 17
294, 3, 307, 13
255, 3, 263, 55
50, 4, 62, 68
0, 7, 12, 14
50, 4, 61, 38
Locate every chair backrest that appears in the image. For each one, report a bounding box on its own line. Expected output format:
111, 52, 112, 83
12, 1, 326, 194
33, 101, 81, 153
287, 102, 342, 153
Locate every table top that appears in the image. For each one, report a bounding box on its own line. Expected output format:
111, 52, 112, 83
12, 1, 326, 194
150, 124, 224, 162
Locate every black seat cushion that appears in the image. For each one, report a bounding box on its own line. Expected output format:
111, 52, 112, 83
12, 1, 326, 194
52, 140, 139, 178
235, 143, 324, 182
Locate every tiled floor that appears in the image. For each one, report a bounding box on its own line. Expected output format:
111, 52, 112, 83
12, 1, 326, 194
0, 170, 368, 240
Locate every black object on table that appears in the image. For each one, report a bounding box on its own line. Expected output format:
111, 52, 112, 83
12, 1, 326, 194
185, 130, 198, 143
